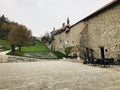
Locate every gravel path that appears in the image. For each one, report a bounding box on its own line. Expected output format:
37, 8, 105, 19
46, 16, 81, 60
0, 61, 120, 90
0, 50, 10, 63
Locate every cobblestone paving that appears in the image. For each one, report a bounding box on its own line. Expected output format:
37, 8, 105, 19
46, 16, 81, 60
0, 60, 120, 90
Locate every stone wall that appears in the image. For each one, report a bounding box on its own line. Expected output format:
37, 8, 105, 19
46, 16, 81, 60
87, 4, 120, 59
80, 23, 88, 58
51, 31, 66, 53
51, 22, 85, 56
0, 55, 39, 63
51, 2, 120, 59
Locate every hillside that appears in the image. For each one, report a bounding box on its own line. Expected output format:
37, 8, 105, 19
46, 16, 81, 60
7, 40, 65, 59
0, 39, 10, 51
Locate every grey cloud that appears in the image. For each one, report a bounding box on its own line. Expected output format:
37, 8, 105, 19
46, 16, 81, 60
0, 0, 113, 36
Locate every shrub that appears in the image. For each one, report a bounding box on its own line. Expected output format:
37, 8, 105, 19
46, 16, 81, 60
64, 46, 73, 56
51, 51, 66, 59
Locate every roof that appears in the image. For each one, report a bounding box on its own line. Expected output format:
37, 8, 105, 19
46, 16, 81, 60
51, 25, 71, 36
51, 28, 65, 35
71, 0, 119, 28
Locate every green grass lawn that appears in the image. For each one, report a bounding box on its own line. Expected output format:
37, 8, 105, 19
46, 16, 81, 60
0, 39, 11, 50
22, 40, 50, 53
6, 40, 65, 59
21, 40, 65, 58
51, 51, 66, 59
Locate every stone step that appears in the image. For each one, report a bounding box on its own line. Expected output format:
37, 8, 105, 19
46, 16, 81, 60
24, 52, 57, 59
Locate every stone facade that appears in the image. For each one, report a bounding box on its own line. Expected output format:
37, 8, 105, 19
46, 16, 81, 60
82, 1, 120, 60
51, 30, 64, 53
51, 22, 85, 56
79, 23, 88, 58
51, 0, 120, 59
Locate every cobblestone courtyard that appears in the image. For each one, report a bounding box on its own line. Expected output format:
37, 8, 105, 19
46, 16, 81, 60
0, 60, 120, 90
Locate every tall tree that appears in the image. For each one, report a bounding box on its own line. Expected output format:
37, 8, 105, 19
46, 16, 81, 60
8, 24, 32, 53
0, 15, 6, 23
41, 32, 51, 44
0, 15, 10, 39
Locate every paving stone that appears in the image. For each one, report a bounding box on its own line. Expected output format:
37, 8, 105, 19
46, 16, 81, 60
0, 61, 120, 90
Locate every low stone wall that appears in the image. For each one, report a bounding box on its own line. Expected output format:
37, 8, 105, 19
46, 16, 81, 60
0, 55, 40, 63
24, 53, 57, 59
8, 56, 39, 63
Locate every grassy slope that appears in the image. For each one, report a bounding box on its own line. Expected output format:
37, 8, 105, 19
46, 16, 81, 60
51, 51, 66, 59
5, 39, 65, 59
22, 40, 65, 58
22, 41, 50, 53
0, 39, 11, 50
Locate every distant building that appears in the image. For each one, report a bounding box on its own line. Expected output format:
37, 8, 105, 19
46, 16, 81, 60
51, 18, 83, 57
50, 18, 71, 53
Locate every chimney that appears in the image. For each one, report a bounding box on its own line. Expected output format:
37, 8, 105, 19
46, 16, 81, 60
66, 17, 70, 27
67, 17, 69, 25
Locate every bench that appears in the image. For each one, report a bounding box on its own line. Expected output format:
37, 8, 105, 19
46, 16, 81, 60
101, 58, 114, 67
89, 58, 114, 67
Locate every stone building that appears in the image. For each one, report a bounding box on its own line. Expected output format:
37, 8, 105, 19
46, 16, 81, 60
80, 0, 120, 60
51, 18, 85, 57
51, 18, 70, 53
51, 0, 120, 60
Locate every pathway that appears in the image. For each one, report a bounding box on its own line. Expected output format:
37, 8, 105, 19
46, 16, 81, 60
0, 50, 10, 63
0, 61, 120, 90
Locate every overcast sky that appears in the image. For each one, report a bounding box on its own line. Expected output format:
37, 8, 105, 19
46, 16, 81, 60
0, 0, 113, 37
